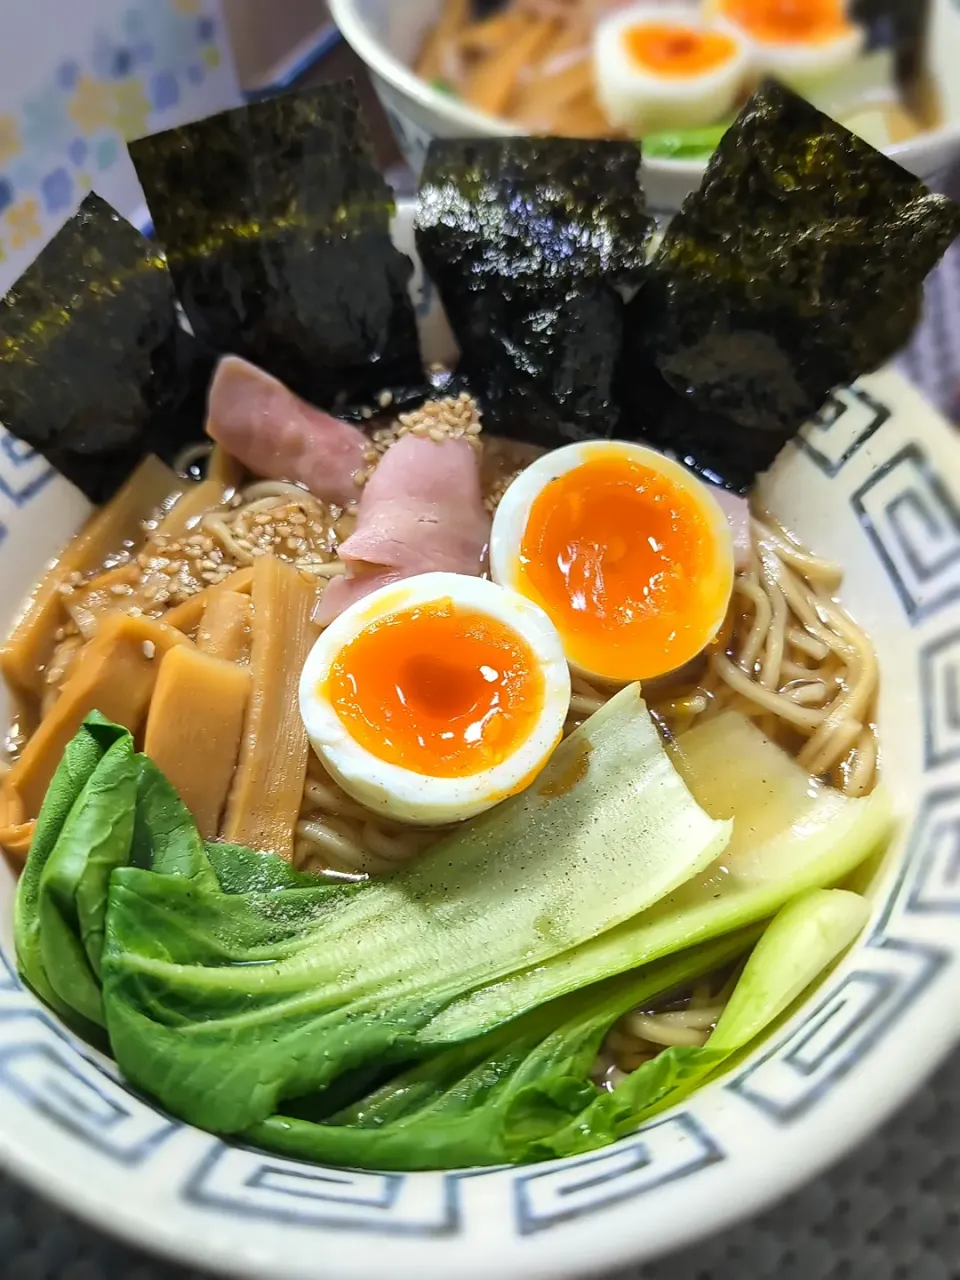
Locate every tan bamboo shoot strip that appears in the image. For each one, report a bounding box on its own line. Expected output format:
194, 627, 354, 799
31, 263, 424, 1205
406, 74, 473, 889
458, 10, 525, 56
0, 820, 33, 866
511, 51, 593, 127
163, 566, 254, 636
1, 746, 30, 867
418, 0, 469, 80
0, 456, 180, 695
197, 590, 252, 664
6, 613, 191, 819
463, 18, 558, 116
147, 477, 235, 544
0, 783, 24, 828
560, 90, 611, 138
207, 443, 245, 490
65, 564, 142, 639
223, 556, 315, 860
144, 646, 251, 839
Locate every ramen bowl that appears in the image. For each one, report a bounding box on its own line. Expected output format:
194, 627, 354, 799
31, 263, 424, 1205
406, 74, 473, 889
330, 0, 960, 210
0, 200, 959, 1280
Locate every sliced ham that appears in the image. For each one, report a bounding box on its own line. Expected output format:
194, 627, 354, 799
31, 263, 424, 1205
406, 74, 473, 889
711, 487, 751, 571
205, 356, 368, 507
316, 433, 490, 625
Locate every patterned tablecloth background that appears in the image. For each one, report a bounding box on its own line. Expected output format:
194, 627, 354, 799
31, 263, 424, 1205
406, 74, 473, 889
1, 166, 959, 1280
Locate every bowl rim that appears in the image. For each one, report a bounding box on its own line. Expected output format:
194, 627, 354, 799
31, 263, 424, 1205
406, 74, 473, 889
328, 0, 960, 177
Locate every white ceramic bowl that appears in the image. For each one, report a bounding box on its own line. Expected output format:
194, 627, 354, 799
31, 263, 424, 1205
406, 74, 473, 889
331, 0, 960, 210
2, 203, 960, 1279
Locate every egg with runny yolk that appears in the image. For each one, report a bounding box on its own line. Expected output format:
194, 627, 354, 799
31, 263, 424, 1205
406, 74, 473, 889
490, 442, 735, 685
299, 572, 571, 825
593, 5, 750, 135
715, 0, 864, 89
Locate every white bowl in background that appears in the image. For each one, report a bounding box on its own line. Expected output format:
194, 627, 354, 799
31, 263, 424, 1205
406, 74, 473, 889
330, 0, 960, 209
2, 203, 960, 1277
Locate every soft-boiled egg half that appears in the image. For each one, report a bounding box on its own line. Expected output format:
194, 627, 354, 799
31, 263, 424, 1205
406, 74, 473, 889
713, 0, 864, 91
594, 5, 750, 136
490, 442, 735, 686
299, 572, 571, 826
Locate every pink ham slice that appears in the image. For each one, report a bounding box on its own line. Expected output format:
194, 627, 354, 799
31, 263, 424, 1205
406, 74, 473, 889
205, 355, 368, 507
711, 488, 751, 571
316, 432, 490, 625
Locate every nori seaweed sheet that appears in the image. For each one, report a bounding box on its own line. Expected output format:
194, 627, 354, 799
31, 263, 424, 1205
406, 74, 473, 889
0, 193, 210, 503
416, 138, 653, 448
643, 81, 960, 452
129, 82, 423, 411
619, 353, 785, 495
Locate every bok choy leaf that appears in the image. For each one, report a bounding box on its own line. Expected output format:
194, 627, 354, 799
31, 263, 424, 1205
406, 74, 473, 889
102, 685, 731, 1132
14, 701, 889, 1169
14, 712, 133, 1030
250, 889, 867, 1169
421, 711, 892, 1043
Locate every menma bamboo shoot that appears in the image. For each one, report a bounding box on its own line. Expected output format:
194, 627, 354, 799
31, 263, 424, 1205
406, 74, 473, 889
223, 556, 314, 860
0, 456, 180, 695
5, 613, 189, 818
144, 646, 251, 839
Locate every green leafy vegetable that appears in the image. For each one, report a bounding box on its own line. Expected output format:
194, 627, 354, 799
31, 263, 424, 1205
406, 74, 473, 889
130, 758, 217, 889
642, 120, 733, 161
204, 842, 329, 894
252, 888, 866, 1169
252, 927, 760, 1170
14, 712, 131, 1027
102, 685, 730, 1132
36, 732, 138, 1021
421, 710, 892, 1042
527, 887, 868, 1161
14, 705, 890, 1171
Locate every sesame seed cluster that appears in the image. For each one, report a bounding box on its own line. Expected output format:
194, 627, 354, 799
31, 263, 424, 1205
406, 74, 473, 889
355, 393, 483, 487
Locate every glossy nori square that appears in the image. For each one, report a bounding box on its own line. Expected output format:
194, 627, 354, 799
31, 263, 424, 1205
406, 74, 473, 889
0, 193, 208, 503
129, 82, 423, 412
416, 137, 654, 448
645, 81, 960, 441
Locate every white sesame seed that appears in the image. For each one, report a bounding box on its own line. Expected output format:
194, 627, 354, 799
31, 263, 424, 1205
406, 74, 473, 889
142, 640, 156, 659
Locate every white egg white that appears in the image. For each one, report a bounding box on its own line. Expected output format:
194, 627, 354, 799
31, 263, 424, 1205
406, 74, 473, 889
489, 440, 735, 686
594, 5, 750, 135
298, 572, 571, 827
716, 10, 865, 91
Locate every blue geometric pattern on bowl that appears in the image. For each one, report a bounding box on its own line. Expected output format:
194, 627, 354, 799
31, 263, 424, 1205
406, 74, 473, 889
851, 445, 960, 625
0, 433, 54, 507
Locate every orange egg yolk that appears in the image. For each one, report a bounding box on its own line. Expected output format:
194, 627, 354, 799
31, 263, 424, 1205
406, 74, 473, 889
720, 0, 851, 44
623, 23, 740, 75
517, 454, 731, 683
325, 599, 545, 779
